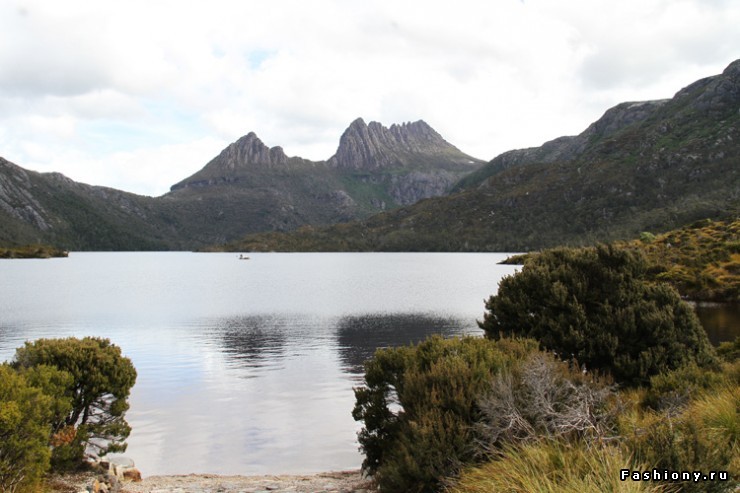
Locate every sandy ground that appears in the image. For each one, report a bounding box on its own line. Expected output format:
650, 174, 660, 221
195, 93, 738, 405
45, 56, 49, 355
49, 470, 375, 493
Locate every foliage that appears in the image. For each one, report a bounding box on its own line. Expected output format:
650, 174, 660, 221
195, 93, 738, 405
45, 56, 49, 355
479, 244, 718, 386
475, 352, 618, 451
0, 244, 68, 259
620, 385, 739, 493
0, 365, 54, 493
12, 337, 137, 467
717, 336, 740, 363
352, 336, 537, 493
641, 362, 730, 412
621, 219, 740, 301
449, 441, 668, 493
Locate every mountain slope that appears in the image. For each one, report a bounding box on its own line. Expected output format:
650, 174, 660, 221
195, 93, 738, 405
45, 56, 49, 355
220, 60, 740, 252
157, 119, 482, 244
0, 119, 482, 250
0, 157, 184, 250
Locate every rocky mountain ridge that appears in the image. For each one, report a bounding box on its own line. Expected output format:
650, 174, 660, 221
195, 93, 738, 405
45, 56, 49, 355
223, 59, 740, 252
328, 118, 470, 169
0, 119, 482, 250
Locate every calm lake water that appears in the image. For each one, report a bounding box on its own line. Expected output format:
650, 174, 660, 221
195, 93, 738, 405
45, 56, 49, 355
0, 252, 518, 475
0, 252, 736, 476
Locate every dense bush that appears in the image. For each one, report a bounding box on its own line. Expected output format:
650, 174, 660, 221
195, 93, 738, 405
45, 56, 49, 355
480, 244, 717, 386
12, 337, 137, 468
352, 336, 537, 493
0, 365, 55, 493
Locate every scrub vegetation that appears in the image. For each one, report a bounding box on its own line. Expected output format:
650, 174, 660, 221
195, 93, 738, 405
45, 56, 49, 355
353, 241, 738, 493
0, 337, 136, 492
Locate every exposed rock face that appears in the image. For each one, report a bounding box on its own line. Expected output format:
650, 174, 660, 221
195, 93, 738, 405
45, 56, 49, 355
162, 119, 482, 237
170, 133, 289, 191
478, 100, 669, 176
675, 59, 740, 115
322, 118, 482, 205
328, 118, 467, 170
388, 170, 461, 205
0, 158, 51, 231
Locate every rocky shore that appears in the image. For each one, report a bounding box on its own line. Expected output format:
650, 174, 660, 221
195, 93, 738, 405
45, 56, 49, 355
52, 470, 375, 493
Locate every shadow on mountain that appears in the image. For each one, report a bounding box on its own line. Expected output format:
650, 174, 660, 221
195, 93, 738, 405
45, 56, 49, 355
336, 312, 474, 374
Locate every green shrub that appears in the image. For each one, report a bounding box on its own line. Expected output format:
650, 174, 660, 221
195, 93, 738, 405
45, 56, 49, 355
642, 363, 729, 411
480, 244, 717, 386
12, 337, 137, 468
0, 364, 54, 493
352, 336, 537, 493
717, 336, 740, 363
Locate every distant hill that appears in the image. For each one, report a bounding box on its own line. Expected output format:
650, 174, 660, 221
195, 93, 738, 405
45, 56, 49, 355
220, 59, 740, 252
0, 157, 183, 250
0, 119, 482, 250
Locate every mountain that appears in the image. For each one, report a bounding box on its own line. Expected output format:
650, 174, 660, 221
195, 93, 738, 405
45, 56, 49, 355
220, 60, 740, 252
0, 119, 482, 250
0, 157, 187, 250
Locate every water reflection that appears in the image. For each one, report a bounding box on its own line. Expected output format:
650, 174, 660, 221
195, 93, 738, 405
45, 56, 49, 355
336, 313, 475, 374
694, 302, 740, 345
217, 315, 289, 372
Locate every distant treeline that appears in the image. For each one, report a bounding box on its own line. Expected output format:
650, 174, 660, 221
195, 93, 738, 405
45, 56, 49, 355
0, 244, 68, 259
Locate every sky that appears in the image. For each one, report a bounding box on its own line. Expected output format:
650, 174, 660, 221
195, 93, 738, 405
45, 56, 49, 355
0, 1, 738, 197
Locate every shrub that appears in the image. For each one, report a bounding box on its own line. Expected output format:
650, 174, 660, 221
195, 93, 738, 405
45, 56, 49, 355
642, 363, 729, 412
717, 336, 740, 363
476, 352, 618, 451
12, 337, 137, 468
0, 364, 54, 493
480, 244, 717, 386
352, 336, 537, 493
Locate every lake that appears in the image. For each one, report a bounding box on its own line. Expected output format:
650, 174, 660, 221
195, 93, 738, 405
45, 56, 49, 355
0, 252, 518, 475
0, 252, 735, 476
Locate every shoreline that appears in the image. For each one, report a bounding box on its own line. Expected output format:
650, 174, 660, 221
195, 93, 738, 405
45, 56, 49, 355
52, 470, 375, 493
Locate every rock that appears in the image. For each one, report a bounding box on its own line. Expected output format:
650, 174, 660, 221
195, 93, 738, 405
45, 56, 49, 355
122, 467, 142, 482
89, 479, 101, 493
327, 118, 461, 170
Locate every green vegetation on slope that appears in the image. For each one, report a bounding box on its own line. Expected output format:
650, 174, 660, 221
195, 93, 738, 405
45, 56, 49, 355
623, 218, 740, 302
353, 242, 737, 493
219, 61, 740, 253
0, 244, 68, 258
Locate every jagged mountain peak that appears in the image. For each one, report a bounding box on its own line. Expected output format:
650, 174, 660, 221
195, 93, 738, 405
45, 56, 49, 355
218, 132, 288, 168
328, 118, 466, 170
169, 131, 289, 192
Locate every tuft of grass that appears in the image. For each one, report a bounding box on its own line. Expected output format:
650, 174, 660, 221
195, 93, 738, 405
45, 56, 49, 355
448, 440, 669, 493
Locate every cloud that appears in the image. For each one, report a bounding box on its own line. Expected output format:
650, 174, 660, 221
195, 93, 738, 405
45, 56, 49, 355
0, 0, 738, 195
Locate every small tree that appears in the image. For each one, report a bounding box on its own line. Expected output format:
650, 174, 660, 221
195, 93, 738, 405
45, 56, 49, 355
479, 245, 717, 386
12, 337, 137, 467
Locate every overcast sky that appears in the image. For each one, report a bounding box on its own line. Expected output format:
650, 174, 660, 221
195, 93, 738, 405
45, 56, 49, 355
1, 0, 738, 196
